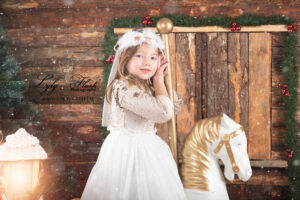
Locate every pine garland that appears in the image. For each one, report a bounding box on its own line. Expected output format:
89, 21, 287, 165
102, 14, 298, 199
0, 22, 26, 107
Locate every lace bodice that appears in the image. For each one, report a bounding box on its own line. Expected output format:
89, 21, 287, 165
109, 80, 182, 131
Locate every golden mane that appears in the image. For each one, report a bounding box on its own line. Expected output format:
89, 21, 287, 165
181, 116, 222, 192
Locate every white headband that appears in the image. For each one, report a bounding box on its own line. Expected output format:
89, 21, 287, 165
102, 28, 165, 127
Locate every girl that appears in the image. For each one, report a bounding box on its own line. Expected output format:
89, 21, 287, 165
81, 28, 186, 200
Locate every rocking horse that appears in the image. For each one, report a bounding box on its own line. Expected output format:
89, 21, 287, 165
181, 114, 252, 200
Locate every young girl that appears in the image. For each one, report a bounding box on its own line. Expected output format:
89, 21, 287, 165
81, 28, 187, 200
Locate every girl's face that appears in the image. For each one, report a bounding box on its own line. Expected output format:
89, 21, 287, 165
126, 43, 159, 80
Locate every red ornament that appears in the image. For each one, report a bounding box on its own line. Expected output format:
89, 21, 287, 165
231, 22, 241, 32
284, 91, 290, 97
142, 19, 148, 26
147, 20, 153, 26
288, 153, 293, 159
105, 57, 111, 63
110, 54, 115, 62
105, 55, 115, 63
145, 15, 151, 21
282, 83, 288, 90
287, 24, 297, 33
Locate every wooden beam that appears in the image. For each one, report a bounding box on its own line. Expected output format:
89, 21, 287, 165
114, 25, 288, 34
248, 33, 272, 159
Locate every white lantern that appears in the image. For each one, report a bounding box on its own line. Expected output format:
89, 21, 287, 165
0, 128, 47, 200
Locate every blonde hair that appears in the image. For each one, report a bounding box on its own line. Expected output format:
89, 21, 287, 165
105, 45, 158, 104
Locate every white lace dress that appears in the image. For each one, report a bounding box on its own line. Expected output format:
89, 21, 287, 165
81, 80, 187, 200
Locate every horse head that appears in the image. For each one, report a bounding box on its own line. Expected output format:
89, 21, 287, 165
211, 114, 252, 182
181, 114, 252, 199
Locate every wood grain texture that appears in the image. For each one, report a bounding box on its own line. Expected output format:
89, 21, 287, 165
175, 33, 197, 161
11, 47, 103, 68
228, 33, 249, 134
248, 33, 272, 159
200, 33, 208, 118
206, 32, 228, 117
2, 0, 300, 9
37, 104, 101, 122
5, 27, 105, 47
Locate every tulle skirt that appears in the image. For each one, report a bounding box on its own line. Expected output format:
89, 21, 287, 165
81, 127, 187, 200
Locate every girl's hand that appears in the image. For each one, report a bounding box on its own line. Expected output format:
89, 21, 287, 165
153, 55, 168, 83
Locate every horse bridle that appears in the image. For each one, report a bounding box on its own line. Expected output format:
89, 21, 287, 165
213, 128, 244, 173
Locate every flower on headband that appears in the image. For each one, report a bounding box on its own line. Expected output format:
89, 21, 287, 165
113, 28, 165, 54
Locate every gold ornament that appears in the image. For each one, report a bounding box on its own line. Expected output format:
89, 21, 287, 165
156, 18, 173, 34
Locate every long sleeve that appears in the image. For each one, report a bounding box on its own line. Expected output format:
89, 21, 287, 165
113, 80, 174, 123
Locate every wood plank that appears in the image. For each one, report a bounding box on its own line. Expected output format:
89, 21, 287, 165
10, 47, 103, 68
206, 32, 228, 117
228, 33, 249, 134
242, 185, 289, 200
250, 160, 287, 168
115, 25, 288, 34
1, 8, 158, 29
175, 33, 197, 161
227, 167, 288, 186
20, 66, 103, 104
2, 0, 300, 9
272, 32, 300, 47
195, 33, 202, 119
47, 121, 103, 143
200, 33, 208, 118
272, 108, 300, 125
5, 27, 105, 47
271, 150, 287, 160
248, 33, 272, 159
36, 104, 101, 122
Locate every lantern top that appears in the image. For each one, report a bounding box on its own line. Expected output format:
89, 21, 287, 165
0, 128, 47, 161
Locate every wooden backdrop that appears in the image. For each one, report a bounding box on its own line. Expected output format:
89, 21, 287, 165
1, 0, 300, 199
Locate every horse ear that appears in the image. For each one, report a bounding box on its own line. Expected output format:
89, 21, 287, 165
220, 113, 241, 134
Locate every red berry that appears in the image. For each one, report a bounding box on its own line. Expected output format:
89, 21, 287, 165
284, 91, 290, 97
288, 24, 293, 29
286, 148, 291, 153
281, 89, 286, 94
288, 29, 293, 33
142, 19, 148, 25
288, 153, 293, 159
231, 27, 236, 32
236, 26, 241, 31
232, 22, 237, 27
147, 20, 153, 26
282, 83, 287, 90
293, 26, 297, 31
105, 58, 111, 63
145, 15, 151, 21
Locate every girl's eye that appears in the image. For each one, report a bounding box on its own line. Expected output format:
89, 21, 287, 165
151, 56, 157, 60
136, 54, 142, 58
